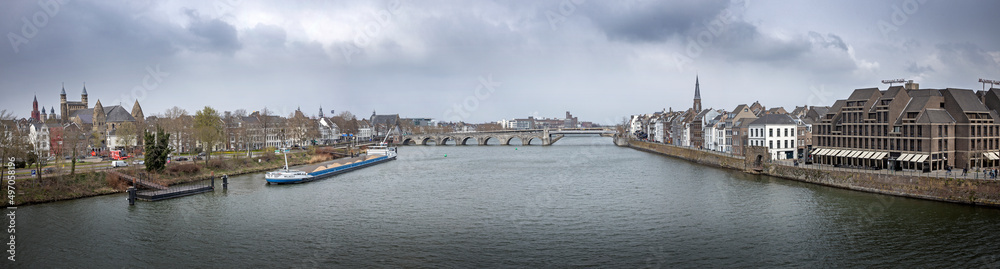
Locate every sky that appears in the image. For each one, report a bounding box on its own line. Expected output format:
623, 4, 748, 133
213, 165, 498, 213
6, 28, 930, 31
2, 0, 999, 125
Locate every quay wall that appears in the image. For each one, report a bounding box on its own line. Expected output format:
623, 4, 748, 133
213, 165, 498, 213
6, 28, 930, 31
627, 140, 1000, 207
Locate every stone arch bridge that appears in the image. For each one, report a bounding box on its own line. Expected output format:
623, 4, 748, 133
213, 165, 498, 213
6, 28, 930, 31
401, 128, 616, 146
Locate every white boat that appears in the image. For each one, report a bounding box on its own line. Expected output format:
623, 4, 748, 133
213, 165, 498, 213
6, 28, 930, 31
265, 135, 398, 184
265, 148, 313, 184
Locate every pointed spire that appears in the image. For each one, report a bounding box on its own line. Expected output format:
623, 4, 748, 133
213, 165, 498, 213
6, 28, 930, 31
694, 75, 701, 100
82, 82, 88, 95
33, 95, 37, 103
61, 83, 66, 95
41, 106, 46, 114
50, 107, 55, 114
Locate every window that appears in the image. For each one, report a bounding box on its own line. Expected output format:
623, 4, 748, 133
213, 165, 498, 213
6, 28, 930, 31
784, 140, 788, 148
769, 140, 773, 149
769, 128, 773, 137
784, 128, 789, 137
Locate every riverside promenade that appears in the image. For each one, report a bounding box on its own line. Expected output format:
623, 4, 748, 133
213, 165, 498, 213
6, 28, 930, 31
626, 139, 1000, 207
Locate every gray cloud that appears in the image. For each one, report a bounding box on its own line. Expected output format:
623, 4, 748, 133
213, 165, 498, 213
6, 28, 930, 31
584, 0, 731, 43
0, 0, 998, 123
906, 62, 934, 74
184, 9, 242, 55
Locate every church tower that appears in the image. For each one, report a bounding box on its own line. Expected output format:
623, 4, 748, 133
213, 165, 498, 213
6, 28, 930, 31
319, 106, 324, 118
93, 99, 105, 132
31, 95, 40, 121
693, 75, 702, 112
60, 84, 67, 122
81, 83, 88, 106
131, 100, 144, 130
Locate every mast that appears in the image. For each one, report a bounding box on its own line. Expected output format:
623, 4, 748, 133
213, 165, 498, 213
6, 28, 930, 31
283, 149, 289, 171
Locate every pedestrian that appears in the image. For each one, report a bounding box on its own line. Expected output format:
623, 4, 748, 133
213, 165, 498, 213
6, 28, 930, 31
963, 167, 968, 176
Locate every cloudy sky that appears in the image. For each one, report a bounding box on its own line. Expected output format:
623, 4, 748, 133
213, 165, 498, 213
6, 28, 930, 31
2, 0, 999, 124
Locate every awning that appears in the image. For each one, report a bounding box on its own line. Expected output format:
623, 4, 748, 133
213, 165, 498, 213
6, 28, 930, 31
814, 149, 827, 156
847, 151, 858, 158
852, 151, 863, 158
839, 150, 851, 157
829, 149, 842, 157
898, 154, 913, 162
985, 152, 1000, 160
914, 154, 929, 162
862, 151, 874, 159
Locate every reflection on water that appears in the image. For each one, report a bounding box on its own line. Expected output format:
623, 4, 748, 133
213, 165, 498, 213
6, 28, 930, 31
16, 137, 1000, 268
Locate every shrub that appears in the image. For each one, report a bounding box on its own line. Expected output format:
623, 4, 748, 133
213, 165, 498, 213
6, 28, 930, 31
207, 159, 228, 169
166, 163, 201, 175
105, 173, 128, 190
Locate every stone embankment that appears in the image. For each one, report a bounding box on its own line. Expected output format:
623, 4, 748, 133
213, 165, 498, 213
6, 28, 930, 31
626, 140, 1000, 207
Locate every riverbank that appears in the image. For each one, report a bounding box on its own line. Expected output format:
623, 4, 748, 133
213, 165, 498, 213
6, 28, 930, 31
626, 140, 1000, 207
5, 151, 343, 206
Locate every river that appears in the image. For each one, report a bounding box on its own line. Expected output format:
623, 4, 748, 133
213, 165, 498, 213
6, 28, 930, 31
13, 136, 1000, 267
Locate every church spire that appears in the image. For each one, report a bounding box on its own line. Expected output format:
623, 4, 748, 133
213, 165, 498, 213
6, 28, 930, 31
82, 82, 88, 95
692, 75, 702, 112
694, 75, 701, 100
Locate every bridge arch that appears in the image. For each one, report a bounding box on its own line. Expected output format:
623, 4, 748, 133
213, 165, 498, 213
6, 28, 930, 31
459, 136, 477, 146
421, 137, 435, 145
402, 138, 415, 145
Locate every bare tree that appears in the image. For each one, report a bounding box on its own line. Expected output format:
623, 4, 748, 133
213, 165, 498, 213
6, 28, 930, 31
287, 110, 321, 146
62, 125, 87, 175
259, 107, 274, 148
233, 109, 248, 118
332, 111, 358, 135
115, 122, 138, 155
477, 123, 503, 132
163, 106, 189, 153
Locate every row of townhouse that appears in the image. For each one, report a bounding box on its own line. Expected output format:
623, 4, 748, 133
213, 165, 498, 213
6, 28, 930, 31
626, 76, 828, 161
629, 78, 1000, 171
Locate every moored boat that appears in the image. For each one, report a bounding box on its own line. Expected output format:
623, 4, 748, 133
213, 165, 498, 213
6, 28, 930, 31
266, 144, 397, 184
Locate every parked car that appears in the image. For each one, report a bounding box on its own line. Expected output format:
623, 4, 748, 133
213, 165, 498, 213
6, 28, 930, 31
131, 160, 145, 165
174, 157, 189, 161
111, 160, 128, 167
194, 156, 203, 161
197, 152, 206, 157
